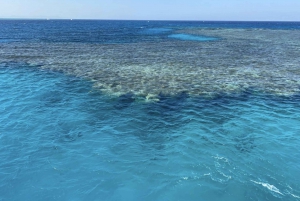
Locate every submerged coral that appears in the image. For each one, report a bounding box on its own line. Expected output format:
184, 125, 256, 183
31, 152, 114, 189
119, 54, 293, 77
1, 28, 300, 100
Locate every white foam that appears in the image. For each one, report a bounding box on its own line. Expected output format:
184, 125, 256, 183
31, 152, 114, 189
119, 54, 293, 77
251, 180, 283, 195
290, 193, 300, 199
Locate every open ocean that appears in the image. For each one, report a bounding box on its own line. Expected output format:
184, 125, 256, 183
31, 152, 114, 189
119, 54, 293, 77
1, 20, 300, 201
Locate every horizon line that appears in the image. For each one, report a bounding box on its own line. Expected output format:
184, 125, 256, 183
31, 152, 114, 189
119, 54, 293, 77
0, 18, 300, 22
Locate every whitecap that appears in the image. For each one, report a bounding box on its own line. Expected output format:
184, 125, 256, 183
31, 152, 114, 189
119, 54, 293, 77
290, 193, 300, 199
251, 180, 283, 195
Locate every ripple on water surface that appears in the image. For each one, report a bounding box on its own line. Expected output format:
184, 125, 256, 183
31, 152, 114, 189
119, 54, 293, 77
0, 63, 300, 200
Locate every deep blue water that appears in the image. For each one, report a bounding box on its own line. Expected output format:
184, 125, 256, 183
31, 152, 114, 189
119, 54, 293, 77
1, 20, 300, 43
1, 20, 300, 201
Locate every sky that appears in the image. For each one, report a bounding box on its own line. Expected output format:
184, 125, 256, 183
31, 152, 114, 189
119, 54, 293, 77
0, 0, 300, 21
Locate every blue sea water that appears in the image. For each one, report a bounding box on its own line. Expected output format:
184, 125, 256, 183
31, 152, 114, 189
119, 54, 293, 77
1, 20, 300, 201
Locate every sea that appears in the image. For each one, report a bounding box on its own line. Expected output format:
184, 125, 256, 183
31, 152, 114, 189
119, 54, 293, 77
0, 20, 300, 201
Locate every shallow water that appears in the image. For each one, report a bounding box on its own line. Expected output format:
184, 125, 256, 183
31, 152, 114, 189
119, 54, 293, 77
1, 20, 300, 201
1, 63, 300, 201
1, 20, 300, 98
168, 33, 218, 41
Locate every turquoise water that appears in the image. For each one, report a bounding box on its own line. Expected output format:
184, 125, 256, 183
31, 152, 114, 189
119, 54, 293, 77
168, 33, 218, 41
1, 20, 300, 200
1, 63, 300, 200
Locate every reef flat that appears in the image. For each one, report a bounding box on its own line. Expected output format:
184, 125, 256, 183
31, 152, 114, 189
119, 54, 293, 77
1, 27, 300, 100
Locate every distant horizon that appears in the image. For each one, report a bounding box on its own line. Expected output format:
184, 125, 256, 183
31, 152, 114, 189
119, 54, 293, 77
1, 18, 300, 22
1, 0, 300, 22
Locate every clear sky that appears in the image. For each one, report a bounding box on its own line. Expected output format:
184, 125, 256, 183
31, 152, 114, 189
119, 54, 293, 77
0, 0, 299, 21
